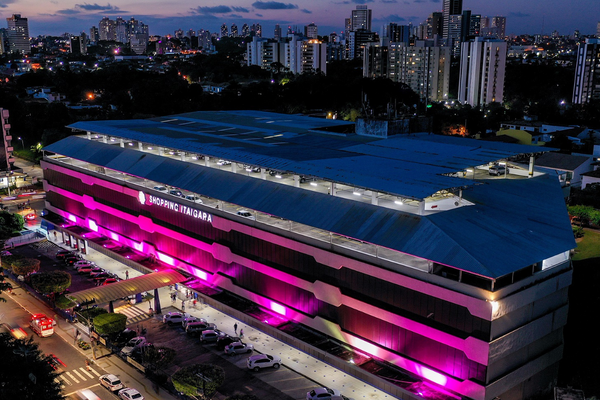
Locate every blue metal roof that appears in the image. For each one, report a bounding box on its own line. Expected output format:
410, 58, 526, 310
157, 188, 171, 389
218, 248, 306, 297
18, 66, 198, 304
44, 136, 575, 279
68, 111, 548, 200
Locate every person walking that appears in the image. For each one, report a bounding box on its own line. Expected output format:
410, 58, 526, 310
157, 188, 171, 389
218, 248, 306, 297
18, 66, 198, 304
85, 359, 90, 371
234, 323, 238, 335
239, 328, 244, 338
125, 270, 129, 279
181, 300, 185, 311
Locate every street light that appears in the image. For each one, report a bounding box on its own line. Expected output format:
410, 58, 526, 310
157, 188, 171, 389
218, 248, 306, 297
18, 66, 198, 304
18, 137, 24, 149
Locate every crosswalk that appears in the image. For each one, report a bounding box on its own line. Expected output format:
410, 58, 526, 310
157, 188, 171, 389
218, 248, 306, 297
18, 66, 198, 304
114, 304, 151, 324
55, 365, 101, 387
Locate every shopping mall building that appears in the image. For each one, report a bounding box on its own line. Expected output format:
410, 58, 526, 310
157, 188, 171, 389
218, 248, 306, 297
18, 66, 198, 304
42, 111, 575, 400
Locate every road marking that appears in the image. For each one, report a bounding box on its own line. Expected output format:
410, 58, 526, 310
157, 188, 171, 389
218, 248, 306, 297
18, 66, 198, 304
65, 383, 101, 397
65, 371, 80, 384
89, 367, 101, 377
81, 367, 95, 378
73, 368, 87, 380
58, 375, 72, 386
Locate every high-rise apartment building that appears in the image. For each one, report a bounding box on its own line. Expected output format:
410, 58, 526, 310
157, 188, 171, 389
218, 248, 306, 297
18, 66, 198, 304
6, 14, 30, 54
351, 5, 372, 31
99, 17, 116, 41
442, 0, 462, 38
115, 17, 128, 44
242, 24, 249, 37
305, 23, 318, 39
573, 38, 600, 104
481, 16, 506, 39
348, 30, 378, 60
89, 26, 99, 44
220, 24, 228, 38
458, 37, 507, 106
426, 12, 443, 39
230, 24, 238, 38
274, 24, 282, 41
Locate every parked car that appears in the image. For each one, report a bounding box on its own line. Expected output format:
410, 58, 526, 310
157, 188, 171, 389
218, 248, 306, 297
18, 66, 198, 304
64, 256, 81, 266
89, 267, 105, 276
130, 343, 154, 362
216, 334, 240, 351
121, 336, 146, 356
217, 159, 231, 166
102, 278, 119, 285
74, 260, 93, 269
99, 374, 124, 392
118, 388, 144, 400
77, 265, 97, 274
224, 341, 254, 355
56, 250, 74, 259
113, 328, 137, 346
182, 316, 206, 329
162, 311, 189, 325
306, 388, 342, 400
153, 186, 167, 192
236, 210, 255, 220
200, 330, 221, 343
247, 354, 281, 371
185, 322, 216, 336
169, 189, 183, 197
185, 195, 203, 204
93, 273, 114, 282
489, 164, 507, 176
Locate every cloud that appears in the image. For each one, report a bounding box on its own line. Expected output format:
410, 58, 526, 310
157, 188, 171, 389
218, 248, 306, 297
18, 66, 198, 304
0, 0, 16, 8
193, 5, 234, 14
374, 14, 407, 22
75, 3, 119, 11
509, 12, 531, 18
351, 0, 374, 3
300, 9, 312, 13
381, 0, 397, 3
255, 13, 263, 17
252, 1, 298, 10
57, 9, 81, 14
232, 6, 250, 12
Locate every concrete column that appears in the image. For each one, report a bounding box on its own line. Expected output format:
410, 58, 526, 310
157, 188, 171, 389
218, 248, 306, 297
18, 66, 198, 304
119, 138, 124, 148
138, 142, 143, 151
102, 136, 108, 143
330, 182, 336, 196
158, 147, 164, 156
418, 200, 425, 215
294, 175, 300, 188
205, 157, 209, 167
371, 191, 378, 205
232, 163, 237, 173
528, 156, 535, 177
180, 152, 185, 161
260, 169, 266, 180
87, 131, 91, 140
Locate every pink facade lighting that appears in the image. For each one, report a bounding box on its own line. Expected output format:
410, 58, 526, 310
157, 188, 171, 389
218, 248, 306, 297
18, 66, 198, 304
110, 232, 119, 241
416, 366, 448, 387
68, 214, 77, 223
156, 252, 175, 266
88, 219, 99, 232
269, 301, 287, 317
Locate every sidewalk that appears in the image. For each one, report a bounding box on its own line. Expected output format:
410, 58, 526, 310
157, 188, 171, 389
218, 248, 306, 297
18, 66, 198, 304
44, 235, 393, 400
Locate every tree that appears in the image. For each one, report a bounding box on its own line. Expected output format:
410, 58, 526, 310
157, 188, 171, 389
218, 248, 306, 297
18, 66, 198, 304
0, 336, 64, 399
10, 258, 40, 276
172, 363, 225, 399
30, 270, 71, 295
93, 313, 127, 336
0, 211, 24, 240
145, 346, 176, 371
0, 274, 12, 303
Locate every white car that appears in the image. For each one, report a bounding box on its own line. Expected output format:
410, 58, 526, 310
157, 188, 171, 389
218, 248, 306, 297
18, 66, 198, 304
306, 388, 342, 400
73, 260, 93, 270
185, 195, 203, 204
217, 159, 231, 166
121, 336, 146, 356
118, 388, 145, 400
162, 311, 189, 325
99, 374, 124, 392
224, 341, 254, 355
247, 354, 282, 371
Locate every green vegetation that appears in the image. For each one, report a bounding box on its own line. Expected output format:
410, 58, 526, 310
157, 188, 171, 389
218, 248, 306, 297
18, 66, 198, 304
30, 270, 71, 295
145, 346, 176, 370
172, 363, 224, 399
54, 294, 76, 309
0, 274, 12, 303
93, 313, 127, 336
568, 205, 600, 226
572, 229, 600, 261
10, 258, 41, 276
0, 211, 24, 240
0, 336, 64, 399
77, 307, 108, 326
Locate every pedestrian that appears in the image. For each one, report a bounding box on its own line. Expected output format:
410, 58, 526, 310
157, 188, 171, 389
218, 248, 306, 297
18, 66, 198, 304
234, 323, 238, 335
125, 270, 129, 279
193, 299, 197, 308
85, 359, 90, 371
240, 328, 244, 338
181, 300, 185, 311
53, 231, 57, 240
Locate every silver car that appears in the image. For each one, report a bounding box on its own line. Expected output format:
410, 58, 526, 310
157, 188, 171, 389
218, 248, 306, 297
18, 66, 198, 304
247, 354, 282, 371
224, 341, 254, 355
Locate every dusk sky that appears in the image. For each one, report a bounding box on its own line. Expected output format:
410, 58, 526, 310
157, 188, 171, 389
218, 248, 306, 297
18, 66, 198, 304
1, 0, 599, 38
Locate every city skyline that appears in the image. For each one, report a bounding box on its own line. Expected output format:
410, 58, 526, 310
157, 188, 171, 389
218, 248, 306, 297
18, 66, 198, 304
1, 0, 599, 38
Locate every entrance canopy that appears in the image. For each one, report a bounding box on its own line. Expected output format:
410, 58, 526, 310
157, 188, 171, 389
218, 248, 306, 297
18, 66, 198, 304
67, 269, 186, 305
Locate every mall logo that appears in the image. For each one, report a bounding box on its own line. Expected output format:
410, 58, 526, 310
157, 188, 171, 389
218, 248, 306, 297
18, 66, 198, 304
139, 191, 213, 223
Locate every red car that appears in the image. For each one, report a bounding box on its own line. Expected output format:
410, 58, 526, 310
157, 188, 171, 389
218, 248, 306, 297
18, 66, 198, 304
102, 278, 119, 285
25, 213, 36, 221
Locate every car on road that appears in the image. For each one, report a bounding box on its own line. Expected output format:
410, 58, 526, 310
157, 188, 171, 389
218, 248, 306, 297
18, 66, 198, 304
306, 388, 343, 400
121, 336, 147, 356
153, 186, 167, 192
224, 341, 254, 355
99, 374, 124, 392
185, 195, 203, 204
25, 213, 36, 221
489, 164, 507, 176
162, 311, 189, 325
247, 354, 282, 371
118, 388, 144, 400
46, 353, 67, 371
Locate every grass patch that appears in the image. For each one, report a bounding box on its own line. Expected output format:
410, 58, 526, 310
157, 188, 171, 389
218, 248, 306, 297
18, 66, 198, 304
572, 229, 600, 260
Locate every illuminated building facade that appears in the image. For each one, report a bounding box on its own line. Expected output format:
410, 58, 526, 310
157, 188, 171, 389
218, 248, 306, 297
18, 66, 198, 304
43, 111, 574, 400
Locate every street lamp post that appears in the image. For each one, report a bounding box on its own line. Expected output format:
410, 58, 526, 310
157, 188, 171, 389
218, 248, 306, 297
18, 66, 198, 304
18, 137, 24, 149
